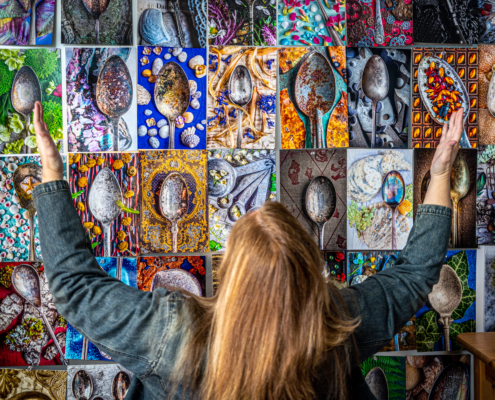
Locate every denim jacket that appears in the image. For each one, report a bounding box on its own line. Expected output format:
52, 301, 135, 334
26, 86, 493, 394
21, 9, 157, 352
33, 180, 452, 400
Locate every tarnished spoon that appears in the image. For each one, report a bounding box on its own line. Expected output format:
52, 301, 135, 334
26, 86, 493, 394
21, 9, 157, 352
428, 264, 462, 352
82, 0, 110, 44
450, 153, 470, 247
13, 163, 42, 261
381, 171, 405, 250
11, 66, 42, 154
151, 269, 202, 296
96, 55, 133, 151
112, 371, 131, 400
229, 65, 253, 149
373, 0, 385, 45
305, 176, 336, 250
88, 167, 123, 257
362, 56, 389, 148
11, 264, 67, 365
72, 369, 93, 400
428, 361, 469, 400
155, 62, 190, 150
159, 172, 188, 253
28, 0, 36, 45
295, 52, 335, 149
487, 71, 495, 118
228, 170, 269, 221
365, 367, 389, 400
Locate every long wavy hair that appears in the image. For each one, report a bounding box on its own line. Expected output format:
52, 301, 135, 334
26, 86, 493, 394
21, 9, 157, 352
171, 201, 360, 399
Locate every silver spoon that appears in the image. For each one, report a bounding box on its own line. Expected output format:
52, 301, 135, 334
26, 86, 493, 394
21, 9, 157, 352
96, 55, 133, 151
229, 65, 253, 149
72, 369, 93, 400
11, 264, 67, 365
154, 62, 190, 149
428, 264, 462, 352
112, 371, 131, 400
82, 0, 110, 45
243, 0, 256, 45
374, 0, 385, 45
12, 163, 42, 261
365, 367, 389, 400
381, 171, 405, 250
159, 173, 188, 253
88, 167, 123, 257
228, 170, 269, 221
11, 66, 42, 154
362, 56, 389, 148
151, 269, 202, 296
28, 0, 36, 45
450, 153, 470, 247
427, 361, 469, 400
305, 176, 336, 250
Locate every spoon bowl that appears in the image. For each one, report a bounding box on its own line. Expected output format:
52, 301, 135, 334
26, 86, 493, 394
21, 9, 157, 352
304, 176, 336, 250
159, 173, 189, 253
12, 264, 67, 365
362, 55, 389, 148
13, 163, 42, 261
428, 264, 463, 351
151, 269, 202, 296
154, 62, 190, 149
229, 65, 253, 149
450, 153, 470, 247
381, 171, 405, 250
112, 371, 131, 400
365, 367, 389, 400
96, 55, 133, 151
295, 52, 335, 149
11, 66, 42, 154
427, 361, 469, 400
88, 167, 123, 257
72, 369, 93, 400
82, 0, 111, 44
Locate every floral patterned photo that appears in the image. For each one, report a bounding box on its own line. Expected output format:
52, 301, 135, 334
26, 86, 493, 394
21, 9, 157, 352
277, 0, 345, 46
208, 0, 277, 46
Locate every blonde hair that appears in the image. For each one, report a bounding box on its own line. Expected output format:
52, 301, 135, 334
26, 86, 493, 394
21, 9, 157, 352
172, 201, 360, 399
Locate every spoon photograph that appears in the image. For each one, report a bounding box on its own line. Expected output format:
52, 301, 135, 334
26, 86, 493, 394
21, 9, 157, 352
295, 52, 335, 149
96, 55, 133, 152
112, 371, 131, 400
13, 163, 42, 261
381, 171, 405, 250
88, 167, 123, 257
154, 62, 190, 149
11, 264, 67, 365
229, 65, 253, 149
304, 176, 336, 250
82, 0, 111, 44
72, 369, 93, 400
11, 66, 42, 154
159, 173, 189, 253
361, 55, 389, 148
450, 153, 470, 247
428, 264, 462, 351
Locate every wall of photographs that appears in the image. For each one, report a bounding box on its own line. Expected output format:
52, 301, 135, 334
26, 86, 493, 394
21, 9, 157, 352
1, 0, 495, 399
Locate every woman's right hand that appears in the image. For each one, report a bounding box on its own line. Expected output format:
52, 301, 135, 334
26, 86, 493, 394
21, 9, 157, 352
33, 101, 65, 183
423, 108, 464, 208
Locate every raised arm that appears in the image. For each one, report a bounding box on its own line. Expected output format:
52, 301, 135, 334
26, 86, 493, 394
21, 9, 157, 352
32, 102, 173, 377
341, 109, 464, 362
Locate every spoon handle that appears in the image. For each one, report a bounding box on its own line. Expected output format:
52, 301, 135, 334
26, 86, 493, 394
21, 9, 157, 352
29, 0, 36, 45
391, 208, 397, 250
172, 220, 178, 253
95, 18, 100, 45
169, 120, 176, 150
249, 2, 255, 45
370, 104, 376, 148
316, 108, 325, 149
453, 200, 459, 247
28, 215, 35, 261
374, 0, 385, 45
25, 113, 32, 155
310, 117, 317, 149
317, 224, 325, 250
40, 310, 67, 365
237, 109, 243, 148
103, 223, 112, 257
459, 128, 471, 148
443, 323, 451, 351
111, 117, 120, 151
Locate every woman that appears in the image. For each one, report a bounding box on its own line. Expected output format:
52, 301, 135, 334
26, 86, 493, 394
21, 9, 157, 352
32, 101, 462, 400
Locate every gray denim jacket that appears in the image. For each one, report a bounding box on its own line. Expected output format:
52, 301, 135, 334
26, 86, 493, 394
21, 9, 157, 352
33, 180, 452, 400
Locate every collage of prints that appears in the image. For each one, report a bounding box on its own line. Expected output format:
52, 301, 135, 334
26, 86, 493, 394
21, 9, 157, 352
1, 0, 495, 399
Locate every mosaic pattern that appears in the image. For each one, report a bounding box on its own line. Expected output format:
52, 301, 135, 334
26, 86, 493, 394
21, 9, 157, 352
140, 150, 208, 254
412, 47, 478, 148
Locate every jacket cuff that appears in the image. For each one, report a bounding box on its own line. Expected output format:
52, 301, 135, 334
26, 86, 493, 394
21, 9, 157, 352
416, 204, 453, 219
32, 180, 69, 200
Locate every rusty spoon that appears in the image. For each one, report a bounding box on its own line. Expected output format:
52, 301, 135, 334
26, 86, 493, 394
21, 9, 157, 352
12, 264, 67, 365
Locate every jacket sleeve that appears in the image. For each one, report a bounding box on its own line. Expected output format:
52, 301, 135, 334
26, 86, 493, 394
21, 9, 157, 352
340, 204, 452, 362
33, 180, 176, 379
